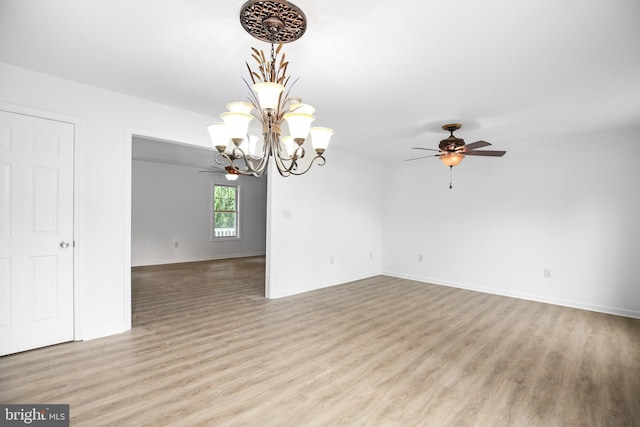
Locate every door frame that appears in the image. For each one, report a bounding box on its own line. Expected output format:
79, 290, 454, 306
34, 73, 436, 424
123, 126, 213, 330
0, 102, 83, 341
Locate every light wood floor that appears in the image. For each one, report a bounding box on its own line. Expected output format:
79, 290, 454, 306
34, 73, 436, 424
1, 257, 639, 426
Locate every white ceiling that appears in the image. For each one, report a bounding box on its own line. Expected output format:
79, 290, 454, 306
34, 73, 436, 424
2, 0, 639, 162
132, 136, 217, 170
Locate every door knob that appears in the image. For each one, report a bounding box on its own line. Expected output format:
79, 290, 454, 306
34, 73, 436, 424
60, 241, 70, 248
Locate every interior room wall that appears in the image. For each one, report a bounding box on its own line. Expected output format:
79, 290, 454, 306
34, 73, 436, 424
3, 58, 637, 347
266, 149, 384, 298
0, 62, 216, 339
132, 160, 266, 266
382, 125, 640, 318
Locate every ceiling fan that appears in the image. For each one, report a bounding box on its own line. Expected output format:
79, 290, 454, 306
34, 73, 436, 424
198, 165, 241, 181
407, 123, 506, 188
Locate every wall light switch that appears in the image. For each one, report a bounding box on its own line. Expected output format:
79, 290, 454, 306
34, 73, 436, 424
544, 268, 551, 278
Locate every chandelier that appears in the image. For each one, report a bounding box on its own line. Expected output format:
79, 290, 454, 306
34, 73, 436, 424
207, 0, 334, 178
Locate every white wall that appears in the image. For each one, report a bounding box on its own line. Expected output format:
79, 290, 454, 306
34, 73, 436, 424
0, 62, 216, 339
3, 59, 637, 347
266, 149, 383, 298
0, 61, 383, 341
132, 160, 266, 266
382, 126, 640, 318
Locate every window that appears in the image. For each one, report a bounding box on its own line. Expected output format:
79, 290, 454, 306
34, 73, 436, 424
212, 184, 239, 239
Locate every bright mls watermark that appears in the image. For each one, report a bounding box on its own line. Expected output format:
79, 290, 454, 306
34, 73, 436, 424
0, 405, 69, 426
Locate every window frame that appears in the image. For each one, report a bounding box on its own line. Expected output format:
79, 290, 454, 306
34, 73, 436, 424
211, 183, 240, 241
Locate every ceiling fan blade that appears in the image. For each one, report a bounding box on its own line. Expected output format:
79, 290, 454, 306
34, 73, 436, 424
411, 147, 440, 152
198, 166, 225, 173
464, 150, 506, 157
405, 154, 440, 161
463, 140, 492, 150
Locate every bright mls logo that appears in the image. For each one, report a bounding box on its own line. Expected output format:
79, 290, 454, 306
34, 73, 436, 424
0, 405, 69, 426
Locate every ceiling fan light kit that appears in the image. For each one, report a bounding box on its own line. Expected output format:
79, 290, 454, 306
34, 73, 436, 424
440, 153, 464, 167
407, 123, 507, 188
206, 0, 334, 178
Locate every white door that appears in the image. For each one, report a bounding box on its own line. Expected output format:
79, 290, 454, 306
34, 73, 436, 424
0, 110, 74, 356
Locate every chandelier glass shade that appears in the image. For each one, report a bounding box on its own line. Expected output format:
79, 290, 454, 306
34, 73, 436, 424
207, 0, 333, 178
253, 82, 284, 110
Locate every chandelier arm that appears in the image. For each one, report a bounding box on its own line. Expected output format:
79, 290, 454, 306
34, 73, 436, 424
286, 154, 326, 176
237, 139, 270, 175
273, 133, 295, 161
247, 137, 271, 175
274, 138, 301, 174
238, 129, 275, 176
226, 153, 266, 176
216, 144, 256, 176
270, 130, 297, 175
214, 152, 231, 166
244, 134, 268, 162
272, 150, 297, 177
273, 143, 318, 176
218, 152, 245, 174
257, 132, 272, 162
245, 157, 268, 176
266, 110, 300, 174
216, 152, 246, 171
293, 145, 305, 160
231, 146, 247, 161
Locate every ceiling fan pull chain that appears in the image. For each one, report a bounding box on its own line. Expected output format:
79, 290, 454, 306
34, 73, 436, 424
449, 166, 453, 189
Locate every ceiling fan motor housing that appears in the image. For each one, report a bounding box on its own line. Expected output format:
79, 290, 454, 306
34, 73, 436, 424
439, 136, 465, 151
439, 124, 465, 152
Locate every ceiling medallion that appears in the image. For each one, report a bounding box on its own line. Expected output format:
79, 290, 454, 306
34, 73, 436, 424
239, 0, 307, 44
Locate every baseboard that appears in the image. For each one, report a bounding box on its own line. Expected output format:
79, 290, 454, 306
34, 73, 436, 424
268, 272, 381, 299
79, 324, 128, 341
132, 252, 266, 268
383, 271, 640, 320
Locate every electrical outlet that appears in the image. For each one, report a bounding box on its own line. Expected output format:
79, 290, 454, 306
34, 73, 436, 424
369, 252, 373, 260
174, 242, 179, 248
418, 254, 423, 262
544, 268, 551, 278
330, 256, 334, 265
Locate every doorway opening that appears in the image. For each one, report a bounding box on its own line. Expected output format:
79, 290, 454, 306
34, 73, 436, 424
129, 135, 267, 327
